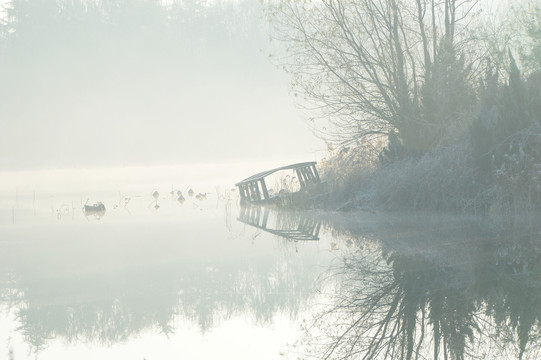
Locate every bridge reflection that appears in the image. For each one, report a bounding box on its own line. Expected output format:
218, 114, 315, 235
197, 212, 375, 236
238, 205, 321, 241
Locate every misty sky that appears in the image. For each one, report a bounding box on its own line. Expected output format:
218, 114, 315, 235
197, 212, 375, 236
0, 0, 324, 170
0, 0, 528, 171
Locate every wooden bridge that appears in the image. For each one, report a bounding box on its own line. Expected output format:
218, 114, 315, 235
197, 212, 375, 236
235, 161, 321, 203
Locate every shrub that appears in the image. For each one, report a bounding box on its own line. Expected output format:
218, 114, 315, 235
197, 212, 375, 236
471, 56, 541, 212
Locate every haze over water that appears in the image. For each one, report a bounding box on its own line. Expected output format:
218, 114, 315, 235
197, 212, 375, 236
3, 173, 541, 359
0, 172, 334, 359
2, 1, 541, 359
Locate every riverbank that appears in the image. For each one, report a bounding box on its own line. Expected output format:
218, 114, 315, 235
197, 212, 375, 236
317, 140, 540, 214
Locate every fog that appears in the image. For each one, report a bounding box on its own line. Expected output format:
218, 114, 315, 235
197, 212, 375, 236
3, 1, 541, 359
0, 0, 323, 170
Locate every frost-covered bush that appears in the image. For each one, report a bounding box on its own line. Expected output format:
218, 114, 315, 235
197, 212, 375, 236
365, 143, 486, 211
321, 141, 488, 212
318, 145, 377, 208
471, 58, 541, 211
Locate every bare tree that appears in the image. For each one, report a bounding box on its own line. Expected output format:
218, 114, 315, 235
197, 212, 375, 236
267, 0, 480, 158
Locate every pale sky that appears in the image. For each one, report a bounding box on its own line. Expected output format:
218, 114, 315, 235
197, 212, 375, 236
0, 0, 533, 171
0, 0, 325, 170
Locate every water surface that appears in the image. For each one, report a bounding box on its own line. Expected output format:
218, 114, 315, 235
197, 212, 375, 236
1, 166, 541, 359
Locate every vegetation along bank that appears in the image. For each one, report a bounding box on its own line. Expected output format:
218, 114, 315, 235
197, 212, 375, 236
267, 0, 541, 213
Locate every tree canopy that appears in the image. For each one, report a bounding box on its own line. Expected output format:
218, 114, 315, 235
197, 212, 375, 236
267, 0, 483, 158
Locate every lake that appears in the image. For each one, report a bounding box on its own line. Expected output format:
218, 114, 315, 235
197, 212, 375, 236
1, 166, 541, 359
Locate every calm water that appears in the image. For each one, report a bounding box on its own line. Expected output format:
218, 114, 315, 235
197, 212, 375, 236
1, 166, 541, 359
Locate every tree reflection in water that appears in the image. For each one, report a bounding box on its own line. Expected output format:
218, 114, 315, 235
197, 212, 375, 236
0, 213, 323, 353
3, 210, 541, 359
299, 214, 541, 360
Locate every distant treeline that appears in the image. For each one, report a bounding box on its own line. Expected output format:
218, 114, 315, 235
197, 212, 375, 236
0, 0, 276, 169
0, 0, 266, 64
0, 0, 267, 99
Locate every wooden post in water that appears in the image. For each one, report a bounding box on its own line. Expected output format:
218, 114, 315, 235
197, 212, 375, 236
308, 166, 316, 182
260, 179, 269, 200
254, 205, 261, 224
314, 221, 321, 237
299, 168, 306, 185
312, 164, 320, 183
238, 185, 246, 200
304, 166, 312, 184
249, 182, 255, 201
247, 183, 253, 200
302, 167, 313, 184
296, 169, 306, 188
251, 181, 261, 201
249, 184, 255, 200
261, 207, 270, 228
301, 167, 308, 184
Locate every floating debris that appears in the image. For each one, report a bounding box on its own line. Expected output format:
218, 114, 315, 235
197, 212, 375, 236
84, 202, 106, 219
113, 196, 131, 210
195, 193, 207, 200
56, 204, 71, 220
